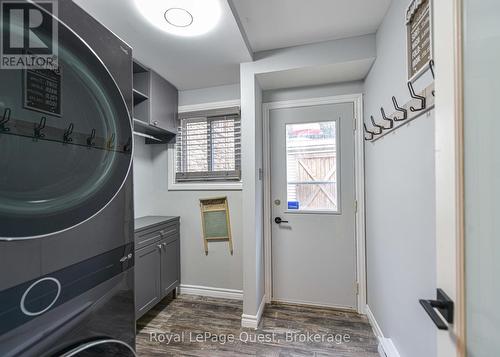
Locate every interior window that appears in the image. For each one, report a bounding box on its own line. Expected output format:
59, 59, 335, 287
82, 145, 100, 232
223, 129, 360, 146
176, 114, 241, 182
285, 121, 338, 212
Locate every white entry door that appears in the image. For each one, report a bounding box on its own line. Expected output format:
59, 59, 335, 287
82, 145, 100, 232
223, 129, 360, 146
270, 102, 357, 309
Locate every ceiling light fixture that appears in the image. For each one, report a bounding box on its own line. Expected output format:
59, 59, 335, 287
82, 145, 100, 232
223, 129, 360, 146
135, 0, 221, 37
164, 8, 193, 28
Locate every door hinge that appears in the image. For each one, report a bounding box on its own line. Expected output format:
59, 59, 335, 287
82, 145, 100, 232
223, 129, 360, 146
354, 200, 358, 213
356, 283, 359, 295
353, 117, 357, 132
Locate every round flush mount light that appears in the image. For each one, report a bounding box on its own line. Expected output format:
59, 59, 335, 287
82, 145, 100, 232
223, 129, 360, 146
135, 0, 221, 37
164, 8, 193, 28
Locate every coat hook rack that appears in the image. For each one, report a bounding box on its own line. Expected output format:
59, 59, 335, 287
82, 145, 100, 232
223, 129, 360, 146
408, 81, 426, 112
0, 107, 11, 132
370, 115, 383, 134
368, 82, 435, 143
364, 123, 375, 141
63, 123, 74, 143
87, 128, 96, 147
392, 96, 408, 121
0, 109, 130, 153
380, 107, 394, 129
33, 117, 46, 139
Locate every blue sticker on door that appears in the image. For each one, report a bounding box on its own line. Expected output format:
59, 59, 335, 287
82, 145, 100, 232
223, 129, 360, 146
288, 201, 299, 210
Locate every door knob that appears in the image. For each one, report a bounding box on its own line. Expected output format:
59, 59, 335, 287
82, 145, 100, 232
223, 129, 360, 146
274, 217, 289, 224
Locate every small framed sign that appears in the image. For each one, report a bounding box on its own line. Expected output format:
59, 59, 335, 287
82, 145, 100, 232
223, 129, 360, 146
23, 67, 62, 117
406, 0, 433, 81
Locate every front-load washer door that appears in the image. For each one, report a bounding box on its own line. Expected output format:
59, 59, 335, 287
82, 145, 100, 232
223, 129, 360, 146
58, 339, 136, 357
0, 1, 133, 239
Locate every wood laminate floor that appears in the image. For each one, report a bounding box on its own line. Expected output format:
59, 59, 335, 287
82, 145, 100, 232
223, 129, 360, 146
136, 295, 379, 357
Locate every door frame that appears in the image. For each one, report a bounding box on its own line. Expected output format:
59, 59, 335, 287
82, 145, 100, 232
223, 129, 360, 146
262, 94, 366, 314
434, 0, 465, 356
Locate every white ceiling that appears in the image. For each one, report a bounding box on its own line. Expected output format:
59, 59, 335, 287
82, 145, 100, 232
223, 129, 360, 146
230, 0, 392, 52
73, 0, 391, 91
73, 0, 252, 90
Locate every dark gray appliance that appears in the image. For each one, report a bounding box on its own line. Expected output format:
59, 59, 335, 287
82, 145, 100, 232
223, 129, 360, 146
0, 1, 135, 355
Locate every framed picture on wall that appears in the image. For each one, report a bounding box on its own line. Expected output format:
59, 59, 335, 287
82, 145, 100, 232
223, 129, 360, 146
406, 0, 433, 81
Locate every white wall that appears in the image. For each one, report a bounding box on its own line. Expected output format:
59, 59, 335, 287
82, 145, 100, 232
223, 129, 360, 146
363, 1, 436, 357
133, 85, 243, 291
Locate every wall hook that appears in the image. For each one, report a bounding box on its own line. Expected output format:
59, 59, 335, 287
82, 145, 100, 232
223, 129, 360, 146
63, 123, 74, 143
106, 133, 115, 150
429, 59, 435, 96
380, 107, 394, 129
363, 123, 375, 141
392, 96, 408, 121
87, 128, 96, 147
370, 115, 383, 134
407, 81, 426, 112
34, 117, 46, 139
123, 136, 132, 153
0, 108, 11, 132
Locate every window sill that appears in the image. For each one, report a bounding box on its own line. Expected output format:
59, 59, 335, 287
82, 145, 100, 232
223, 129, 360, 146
168, 181, 243, 191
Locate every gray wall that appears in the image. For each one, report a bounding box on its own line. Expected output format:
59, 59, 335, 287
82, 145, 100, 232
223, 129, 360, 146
363, 1, 436, 356
179, 84, 241, 106
262, 81, 364, 103
239, 34, 376, 319
133, 85, 243, 291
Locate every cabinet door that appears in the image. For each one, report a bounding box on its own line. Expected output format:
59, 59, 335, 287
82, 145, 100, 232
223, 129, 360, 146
160, 238, 180, 297
135, 243, 162, 319
150, 71, 178, 134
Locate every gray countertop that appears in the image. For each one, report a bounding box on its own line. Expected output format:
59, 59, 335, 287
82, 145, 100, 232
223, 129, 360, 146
134, 216, 179, 232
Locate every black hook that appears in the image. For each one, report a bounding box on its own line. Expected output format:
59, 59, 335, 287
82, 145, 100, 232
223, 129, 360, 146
0, 108, 11, 132
392, 96, 408, 121
380, 107, 394, 129
34, 117, 46, 138
407, 81, 426, 112
370, 116, 383, 134
123, 136, 132, 153
87, 128, 96, 147
106, 133, 115, 150
63, 123, 74, 143
429, 59, 435, 96
363, 123, 375, 141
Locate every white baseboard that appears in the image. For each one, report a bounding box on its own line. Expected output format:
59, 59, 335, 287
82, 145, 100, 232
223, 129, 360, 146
241, 296, 266, 329
365, 305, 401, 357
179, 284, 243, 300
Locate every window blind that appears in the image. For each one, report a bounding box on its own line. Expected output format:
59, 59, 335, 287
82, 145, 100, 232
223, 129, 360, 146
176, 109, 241, 182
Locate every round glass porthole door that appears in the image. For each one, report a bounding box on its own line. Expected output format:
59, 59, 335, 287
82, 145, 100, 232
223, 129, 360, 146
59, 339, 136, 357
0, 3, 132, 239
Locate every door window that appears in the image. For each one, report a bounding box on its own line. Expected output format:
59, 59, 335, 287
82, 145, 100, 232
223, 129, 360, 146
285, 120, 339, 212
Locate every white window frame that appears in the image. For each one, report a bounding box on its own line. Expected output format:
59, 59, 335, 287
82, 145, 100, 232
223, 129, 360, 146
284, 118, 341, 215
168, 100, 243, 191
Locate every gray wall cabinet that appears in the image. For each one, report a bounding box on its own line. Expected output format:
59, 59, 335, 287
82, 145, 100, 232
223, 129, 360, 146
150, 71, 178, 133
133, 61, 178, 143
134, 216, 180, 319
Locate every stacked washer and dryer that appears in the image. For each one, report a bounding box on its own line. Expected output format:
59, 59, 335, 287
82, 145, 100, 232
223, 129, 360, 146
0, 1, 136, 355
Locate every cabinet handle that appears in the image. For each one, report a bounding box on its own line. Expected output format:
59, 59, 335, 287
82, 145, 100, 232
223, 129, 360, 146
157, 244, 162, 250
153, 121, 158, 126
